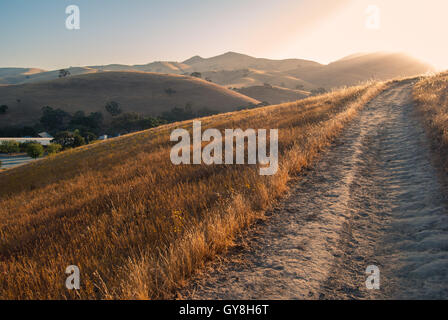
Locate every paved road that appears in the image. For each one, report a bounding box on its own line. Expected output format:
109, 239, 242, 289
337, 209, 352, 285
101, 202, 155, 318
182, 81, 448, 299
0, 154, 35, 170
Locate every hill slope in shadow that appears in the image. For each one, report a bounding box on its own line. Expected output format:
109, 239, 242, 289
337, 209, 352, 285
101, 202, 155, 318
0, 72, 259, 127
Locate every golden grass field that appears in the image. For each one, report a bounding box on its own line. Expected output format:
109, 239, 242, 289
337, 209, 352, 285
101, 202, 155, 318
0, 81, 387, 299
413, 71, 448, 173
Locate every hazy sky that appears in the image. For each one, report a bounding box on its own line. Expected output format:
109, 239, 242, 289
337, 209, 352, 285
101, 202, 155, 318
0, 0, 447, 70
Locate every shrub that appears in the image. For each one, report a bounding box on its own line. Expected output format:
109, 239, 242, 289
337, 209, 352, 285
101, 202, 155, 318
105, 101, 122, 117
73, 133, 85, 147
58, 69, 71, 78
26, 143, 44, 159
190, 72, 202, 78
0, 141, 20, 153
53, 131, 86, 149
19, 141, 34, 153
46, 143, 62, 155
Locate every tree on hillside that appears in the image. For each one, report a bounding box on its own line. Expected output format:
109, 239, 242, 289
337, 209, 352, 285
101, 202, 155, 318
190, 72, 202, 78
70, 111, 103, 131
40, 106, 72, 132
73, 133, 86, 147
26, 143, 44, 159
53, 131, 74, 148
105, 101, 122, 117
58, 69, 71, 78
0, 105, 8, 114
53, 131, 85, 149
165, 88, 176, 96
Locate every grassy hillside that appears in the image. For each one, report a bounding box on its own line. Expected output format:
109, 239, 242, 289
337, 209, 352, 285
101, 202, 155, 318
202, 69, 315, 90
0, 71, 259, 127
413, 71, 448, 173
0, 67, 47, 85
289, 52, 434, 89
182, 51, 321, 72
185, 52, 432, 92
0, 80, 388, 299
236, 85, 310, 105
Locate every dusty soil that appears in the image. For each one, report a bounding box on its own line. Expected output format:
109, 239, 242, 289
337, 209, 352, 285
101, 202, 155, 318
181, 81, 448, 300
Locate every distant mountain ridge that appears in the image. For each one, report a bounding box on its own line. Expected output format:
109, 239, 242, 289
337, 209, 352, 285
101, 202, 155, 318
0, 51, 433, 89
0, 52, 434, 113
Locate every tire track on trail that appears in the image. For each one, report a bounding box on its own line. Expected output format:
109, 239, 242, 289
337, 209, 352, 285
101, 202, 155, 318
181, 80, 448, 300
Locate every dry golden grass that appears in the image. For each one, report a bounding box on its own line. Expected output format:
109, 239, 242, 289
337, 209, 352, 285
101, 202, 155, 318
413, 72, 448, 173
0, 81, 387, 299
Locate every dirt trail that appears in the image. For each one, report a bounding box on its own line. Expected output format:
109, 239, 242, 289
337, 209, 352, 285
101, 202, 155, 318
182, 81, 448, 300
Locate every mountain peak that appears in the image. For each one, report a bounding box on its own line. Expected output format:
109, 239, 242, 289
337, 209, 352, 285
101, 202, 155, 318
183, 55, 204, 65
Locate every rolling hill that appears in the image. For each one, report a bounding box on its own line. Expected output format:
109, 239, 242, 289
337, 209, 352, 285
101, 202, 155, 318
0, 67, 48, 85
0, 52, 433, 90
0, 72, 259, 127
287, 52, 434, 89
0, 52, 434, 116
201, 69, 316, 90
236, 85, 310, 105
182, 51, 322, 72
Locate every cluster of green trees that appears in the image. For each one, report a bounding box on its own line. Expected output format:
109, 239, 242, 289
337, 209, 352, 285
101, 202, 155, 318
40, 106, 103, 137
52, 130, 87, 149
0, 100, 234, 146
0, 141, 22, 153
0, 140, 62, 159
0, 100, 166, 139
39, 103, 165, 148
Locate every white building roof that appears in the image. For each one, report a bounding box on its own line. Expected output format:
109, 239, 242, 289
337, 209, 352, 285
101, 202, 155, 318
38, 132, 53, 138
